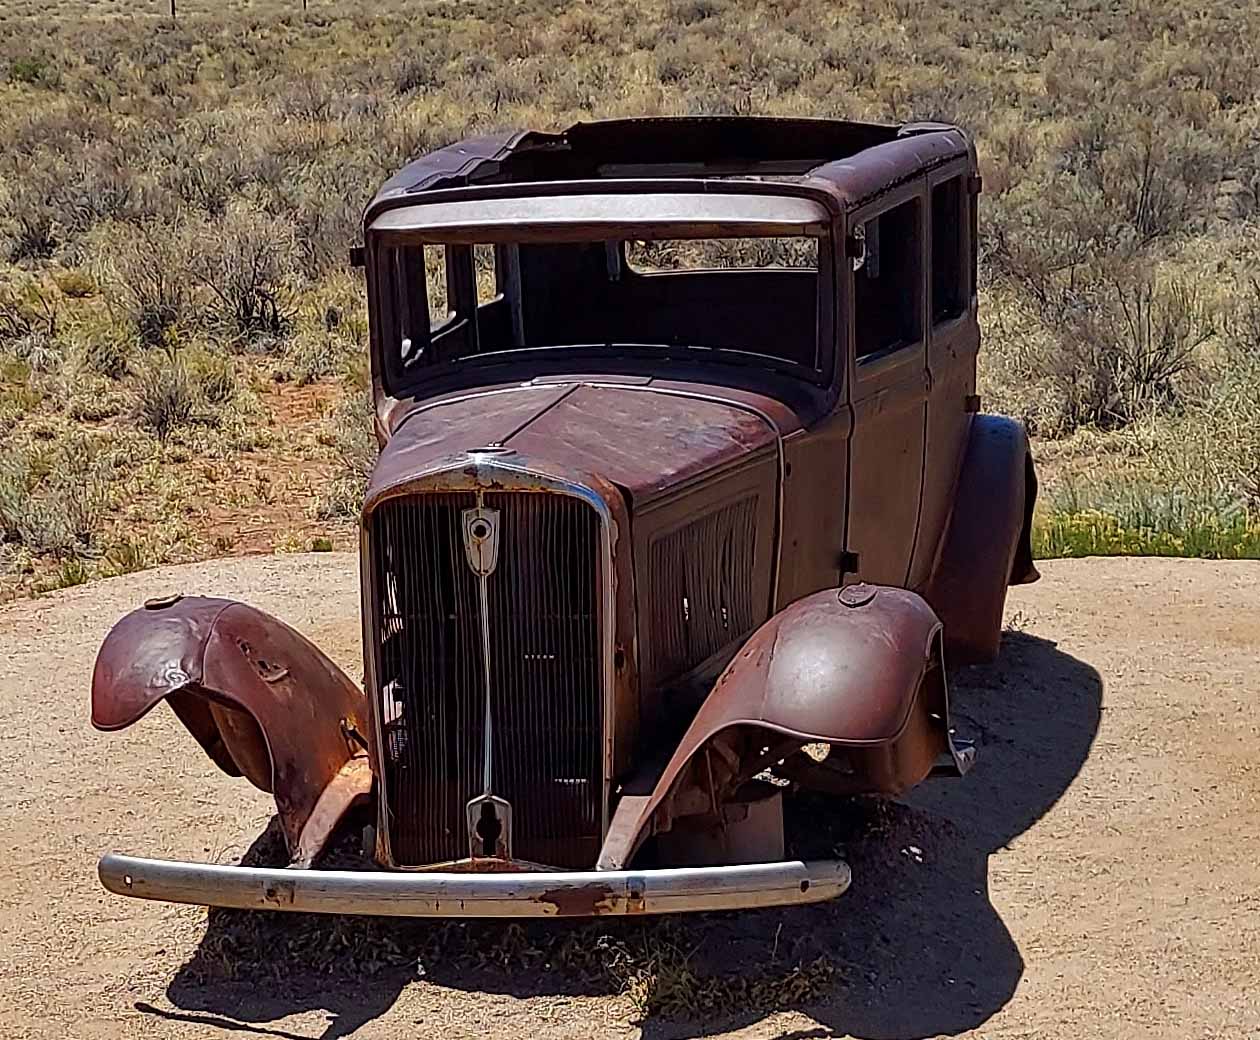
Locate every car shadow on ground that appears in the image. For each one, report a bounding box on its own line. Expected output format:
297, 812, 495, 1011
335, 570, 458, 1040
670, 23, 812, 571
150, 630, 1101, 1040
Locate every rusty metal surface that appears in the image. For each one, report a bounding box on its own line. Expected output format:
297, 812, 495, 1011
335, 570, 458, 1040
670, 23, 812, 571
923, 415, 1040, 664
97, 853, 851, 917
367, 490, 604, 869
291, 757, 373, 870
594, 585, 952, 868
92, 597, 370, 861
357, 456, 625, 871
365, 117, 966, 222
353, 116, 1035, 876
367, 381, 784, 510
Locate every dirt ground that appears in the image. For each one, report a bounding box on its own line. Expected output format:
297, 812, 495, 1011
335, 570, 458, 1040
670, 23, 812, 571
1, 553, 1257, 1039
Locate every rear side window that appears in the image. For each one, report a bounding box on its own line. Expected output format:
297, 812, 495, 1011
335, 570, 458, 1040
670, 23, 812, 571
853, 197, 922, 359
625, 237, 818, 272
931, 177, 967, 323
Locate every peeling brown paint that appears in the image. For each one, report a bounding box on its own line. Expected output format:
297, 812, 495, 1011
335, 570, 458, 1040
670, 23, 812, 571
538, 884, 618, 916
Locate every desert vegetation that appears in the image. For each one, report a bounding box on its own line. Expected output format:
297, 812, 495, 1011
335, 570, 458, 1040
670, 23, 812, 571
1, 0, 1258, 595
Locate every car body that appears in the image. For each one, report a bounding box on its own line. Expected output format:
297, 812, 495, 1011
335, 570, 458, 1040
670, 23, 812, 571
92, 117, 1039, 917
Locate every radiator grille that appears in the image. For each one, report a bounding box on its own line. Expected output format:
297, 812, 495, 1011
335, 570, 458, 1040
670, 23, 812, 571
369, 491, 603, 868
643, 497, 760, 685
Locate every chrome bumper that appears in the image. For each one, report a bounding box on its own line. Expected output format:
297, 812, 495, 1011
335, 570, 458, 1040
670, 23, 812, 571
99, 854, 850, 917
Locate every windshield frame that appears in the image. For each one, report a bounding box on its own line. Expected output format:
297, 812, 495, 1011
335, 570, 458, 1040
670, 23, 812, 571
366, 191, 839, 399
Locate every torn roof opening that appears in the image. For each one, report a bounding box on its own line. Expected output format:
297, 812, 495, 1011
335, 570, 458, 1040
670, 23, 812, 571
367, 116, 970, 218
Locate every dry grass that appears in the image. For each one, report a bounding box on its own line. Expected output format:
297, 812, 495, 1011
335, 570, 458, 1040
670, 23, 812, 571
1, 0, 1258, 593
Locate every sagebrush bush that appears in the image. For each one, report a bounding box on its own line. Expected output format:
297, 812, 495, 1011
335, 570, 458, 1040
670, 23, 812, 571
0, 441, 111, 556
187, 347, 237, 405
132, 348, 197, 440
80, 329, 131, 380
103, 222, 194, 346
54, 269, 95, 298
191, 206, 297, 345
1051, 267, 1215, 428
316, 390, 378, 519
0, 283, 58, 345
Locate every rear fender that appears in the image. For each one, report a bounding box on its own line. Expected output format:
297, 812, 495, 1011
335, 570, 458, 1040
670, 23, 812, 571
598, 585, 969, 868
925, 415, 1040, 664
91, 596, 372, 866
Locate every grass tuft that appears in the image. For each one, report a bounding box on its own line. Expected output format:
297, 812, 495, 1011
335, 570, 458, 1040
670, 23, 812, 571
133, 350, 197, 441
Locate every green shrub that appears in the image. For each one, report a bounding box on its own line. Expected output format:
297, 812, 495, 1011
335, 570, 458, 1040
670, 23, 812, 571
188, 349, 238, 406
0, 442, 111, 557
81, 331, 132, 380
8, 55, 50, 86
315, 391, 377, 519
133, 350, 197, 440
191, 207, 297, 345
1035, 508, 1260, 560
44, 557, 92, 591
0, 283, 58, 346
104, 224, 194, 347
103, 537, 149, 576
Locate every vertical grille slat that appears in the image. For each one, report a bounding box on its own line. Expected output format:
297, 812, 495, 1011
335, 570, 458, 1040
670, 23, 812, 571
371, 491, 603, 868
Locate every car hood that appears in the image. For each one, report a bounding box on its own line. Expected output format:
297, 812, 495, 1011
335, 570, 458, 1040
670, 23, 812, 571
364, 380, 799, 509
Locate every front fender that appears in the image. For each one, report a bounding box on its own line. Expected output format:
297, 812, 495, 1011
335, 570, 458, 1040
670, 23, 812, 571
92, 596, 371, 866
599, 585, 966, 868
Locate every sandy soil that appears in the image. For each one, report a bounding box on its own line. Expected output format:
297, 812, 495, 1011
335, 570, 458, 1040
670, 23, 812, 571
1, 553, 1257, 1039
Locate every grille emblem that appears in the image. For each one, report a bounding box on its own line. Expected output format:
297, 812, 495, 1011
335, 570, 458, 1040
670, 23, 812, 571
462, 507, 500, 576
466, 794, 513, 860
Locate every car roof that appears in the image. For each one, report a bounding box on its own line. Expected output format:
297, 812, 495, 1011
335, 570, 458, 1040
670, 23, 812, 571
365, 116, 974, 223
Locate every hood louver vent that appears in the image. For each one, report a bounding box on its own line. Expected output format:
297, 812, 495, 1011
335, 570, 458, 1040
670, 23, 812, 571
642, 496, 759, 688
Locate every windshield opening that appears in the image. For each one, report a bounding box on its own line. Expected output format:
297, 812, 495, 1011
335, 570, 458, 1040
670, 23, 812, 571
375, 229, 831, 393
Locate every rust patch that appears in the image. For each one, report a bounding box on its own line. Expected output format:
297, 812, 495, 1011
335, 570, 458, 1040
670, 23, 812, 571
262, 879, 296, 906
538, 883, 618, 916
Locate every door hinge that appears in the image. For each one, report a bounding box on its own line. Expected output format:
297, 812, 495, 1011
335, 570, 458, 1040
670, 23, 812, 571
964, 393, 981, 413
838, 550, 861, 577
349, 245, 365, 268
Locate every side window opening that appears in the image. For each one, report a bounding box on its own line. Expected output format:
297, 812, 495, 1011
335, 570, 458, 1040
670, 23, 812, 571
391, 244, 475, 367
931, 177, 967, 324
623, 236, 818, 273
853, 197, 922, 360
423, 245, 452, 329
474, 244, 498, 305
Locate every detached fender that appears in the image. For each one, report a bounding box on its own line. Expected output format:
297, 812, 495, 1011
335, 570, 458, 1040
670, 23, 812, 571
599, 585, 964, 868
92, 596, 371, 866
925, 414, 1039, 664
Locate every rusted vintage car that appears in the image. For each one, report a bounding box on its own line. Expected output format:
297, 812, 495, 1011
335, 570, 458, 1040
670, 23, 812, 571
93, 117, 1038, 917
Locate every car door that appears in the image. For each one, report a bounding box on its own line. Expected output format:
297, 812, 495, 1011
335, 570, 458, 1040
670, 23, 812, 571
843, 185, 928, 588
907, 164, 983, 590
